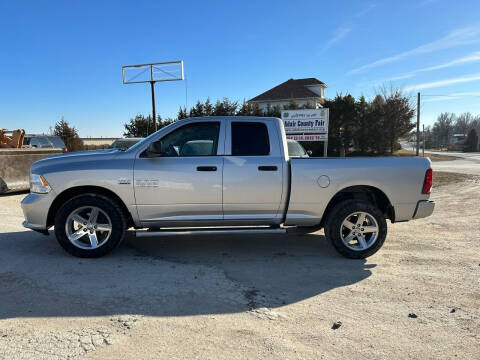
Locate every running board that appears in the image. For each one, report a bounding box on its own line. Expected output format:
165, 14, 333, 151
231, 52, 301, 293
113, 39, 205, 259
135, 227, 287, 238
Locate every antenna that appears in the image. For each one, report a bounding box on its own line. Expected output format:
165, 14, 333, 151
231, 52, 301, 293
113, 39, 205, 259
122, 60, 184, 133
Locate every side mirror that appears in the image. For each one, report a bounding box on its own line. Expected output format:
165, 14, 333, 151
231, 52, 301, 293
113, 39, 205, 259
144, 141, 163, 157
307, 150, 313, 156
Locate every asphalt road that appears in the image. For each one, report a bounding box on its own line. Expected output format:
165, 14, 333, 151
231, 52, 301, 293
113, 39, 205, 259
402, 142, 480, 175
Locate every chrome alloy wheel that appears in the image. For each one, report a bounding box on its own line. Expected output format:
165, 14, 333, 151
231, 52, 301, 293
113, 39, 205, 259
340, 211, 379, 251
65, 206, 112, 250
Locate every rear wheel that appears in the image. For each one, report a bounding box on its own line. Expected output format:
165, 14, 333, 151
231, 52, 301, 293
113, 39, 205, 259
54, 194, 126, 257
325, 200, 387, 259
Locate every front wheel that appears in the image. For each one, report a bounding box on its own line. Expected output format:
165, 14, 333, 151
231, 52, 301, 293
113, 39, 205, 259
325, 200, 387, 259
54, 194, 127, 257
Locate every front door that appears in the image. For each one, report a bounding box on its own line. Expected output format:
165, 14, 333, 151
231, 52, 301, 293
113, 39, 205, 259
134, 121, 224, 227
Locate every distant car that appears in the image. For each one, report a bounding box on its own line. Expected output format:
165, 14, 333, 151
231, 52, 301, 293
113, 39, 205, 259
24, 135, 67, 152
287, 139, 311, 157
108, 138, 143, 151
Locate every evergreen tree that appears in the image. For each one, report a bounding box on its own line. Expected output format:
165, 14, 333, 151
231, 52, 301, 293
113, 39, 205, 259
189, 101, 205, 117
177, 107, 188, 120
464, 128, 478, 152
204, 98, 213, 116
382, 90, 415, 154
53, 117, 84, 151
213, 98, 238, 116
123, 115, 174, 137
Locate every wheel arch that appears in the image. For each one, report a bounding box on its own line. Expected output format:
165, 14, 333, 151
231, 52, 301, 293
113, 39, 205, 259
320, 185, 395, 227
47, 186, 135, 228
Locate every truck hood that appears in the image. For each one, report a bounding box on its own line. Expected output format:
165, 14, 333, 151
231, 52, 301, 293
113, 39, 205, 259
30, 149, 120, 174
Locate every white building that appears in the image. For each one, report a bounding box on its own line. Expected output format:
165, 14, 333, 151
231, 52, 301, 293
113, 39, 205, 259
248, 78, 327, 113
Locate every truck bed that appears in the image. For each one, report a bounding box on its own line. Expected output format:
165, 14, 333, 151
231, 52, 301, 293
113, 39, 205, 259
285, 156, 432, 226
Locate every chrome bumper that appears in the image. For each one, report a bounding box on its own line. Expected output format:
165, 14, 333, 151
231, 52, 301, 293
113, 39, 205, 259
413, 200, 435, 219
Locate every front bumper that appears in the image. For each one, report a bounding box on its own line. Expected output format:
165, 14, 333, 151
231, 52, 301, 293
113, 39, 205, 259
21, 191, 56, 230
413, 200, 435, 219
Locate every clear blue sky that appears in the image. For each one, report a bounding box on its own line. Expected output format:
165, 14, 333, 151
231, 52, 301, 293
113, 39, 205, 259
1, 0, 479, 137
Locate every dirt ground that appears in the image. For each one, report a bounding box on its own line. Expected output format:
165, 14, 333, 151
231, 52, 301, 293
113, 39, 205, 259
0, 173, 479, 359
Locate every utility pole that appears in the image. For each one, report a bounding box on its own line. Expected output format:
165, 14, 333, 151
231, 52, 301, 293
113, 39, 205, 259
422, 124, 425, 157
416, 92, 420, 156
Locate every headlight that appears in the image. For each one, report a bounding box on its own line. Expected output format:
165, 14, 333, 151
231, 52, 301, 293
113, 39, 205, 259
30, 174, 51, 194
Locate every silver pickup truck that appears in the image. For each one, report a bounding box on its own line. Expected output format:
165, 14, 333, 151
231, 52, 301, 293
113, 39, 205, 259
21, 116, 434, 259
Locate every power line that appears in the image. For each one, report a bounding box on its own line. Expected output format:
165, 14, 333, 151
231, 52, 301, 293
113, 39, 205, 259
421, 94, 480, 98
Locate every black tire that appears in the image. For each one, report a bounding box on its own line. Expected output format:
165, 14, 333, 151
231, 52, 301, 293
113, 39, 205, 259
324, 199, 387, 259
54, 194, 127, 257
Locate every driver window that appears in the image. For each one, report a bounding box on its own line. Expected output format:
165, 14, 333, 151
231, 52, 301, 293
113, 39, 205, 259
157, 122, 220, 157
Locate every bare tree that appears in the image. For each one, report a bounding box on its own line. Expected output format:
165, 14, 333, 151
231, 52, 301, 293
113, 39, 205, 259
432, 113, 456, 147
454, 112, 474, 135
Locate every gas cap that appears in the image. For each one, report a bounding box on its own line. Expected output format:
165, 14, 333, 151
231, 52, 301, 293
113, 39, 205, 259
317, 175, 330, 188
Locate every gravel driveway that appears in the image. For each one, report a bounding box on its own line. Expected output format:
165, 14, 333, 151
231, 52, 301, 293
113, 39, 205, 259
0, 177, 479, 359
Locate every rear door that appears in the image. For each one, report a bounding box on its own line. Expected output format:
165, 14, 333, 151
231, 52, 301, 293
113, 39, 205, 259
222, 119, 284, 223
134, 120, 225, 226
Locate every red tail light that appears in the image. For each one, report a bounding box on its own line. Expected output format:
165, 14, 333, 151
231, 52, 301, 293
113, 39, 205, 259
64, 147, 68, 153
422, 169, 433, 194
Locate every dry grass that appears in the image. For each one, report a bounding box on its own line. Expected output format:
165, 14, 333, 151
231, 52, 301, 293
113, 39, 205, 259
434, 171, 480, 187
395, 148, 458, 161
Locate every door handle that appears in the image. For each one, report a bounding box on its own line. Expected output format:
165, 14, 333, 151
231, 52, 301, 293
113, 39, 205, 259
258, 166, 278, 171
197, 166, 217, 171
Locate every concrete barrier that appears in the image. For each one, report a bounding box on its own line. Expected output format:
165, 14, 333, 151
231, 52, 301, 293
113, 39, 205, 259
0, 149, 63, 193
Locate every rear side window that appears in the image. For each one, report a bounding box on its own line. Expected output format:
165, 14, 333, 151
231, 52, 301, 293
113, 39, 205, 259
231, 122, 270, 156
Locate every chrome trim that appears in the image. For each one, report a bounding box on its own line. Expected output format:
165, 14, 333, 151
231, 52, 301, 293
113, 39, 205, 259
135, 227, 287, 237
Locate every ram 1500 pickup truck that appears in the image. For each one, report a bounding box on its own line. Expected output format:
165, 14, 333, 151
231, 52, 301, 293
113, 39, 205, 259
21, 116, 435, 259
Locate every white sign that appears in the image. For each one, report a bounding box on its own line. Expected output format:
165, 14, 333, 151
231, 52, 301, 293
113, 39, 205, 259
281, 108, 329, 134
286, 133, 328, 142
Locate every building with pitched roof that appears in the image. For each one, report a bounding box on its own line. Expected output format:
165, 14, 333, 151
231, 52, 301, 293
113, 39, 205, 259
248, 78, 327, 113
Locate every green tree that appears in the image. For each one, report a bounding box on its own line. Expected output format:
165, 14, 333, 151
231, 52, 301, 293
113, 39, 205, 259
464, 128, 478, 152
283, 99, 299, 110
53, 117, 84, 151
189, 101, 205, 117
369, 95, 389, 154
177, 107, 188, 120
381, 89, 415, 154
213, 98, 238, 116
264, 104, 281, 118
325, 94, 357, 156
123, 115, 174, 137
353, 96, 373, 154
204, 98, 213, 116
236, 100, 263, 116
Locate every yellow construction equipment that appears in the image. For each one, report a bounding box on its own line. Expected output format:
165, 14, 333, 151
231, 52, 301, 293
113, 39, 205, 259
0, 128, 25, 148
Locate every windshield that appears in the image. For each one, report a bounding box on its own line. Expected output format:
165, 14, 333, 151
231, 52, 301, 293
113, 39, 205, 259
287, 140, 308, 157
126, 122, 178, 152
47, 136, 66, 148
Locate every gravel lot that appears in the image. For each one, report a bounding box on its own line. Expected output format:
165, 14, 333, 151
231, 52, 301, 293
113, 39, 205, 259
1, 174, 479, 359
